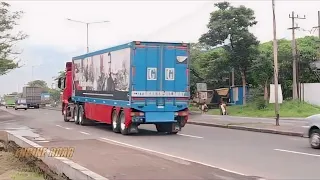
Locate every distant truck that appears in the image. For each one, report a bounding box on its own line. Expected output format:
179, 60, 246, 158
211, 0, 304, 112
58, 41, 190, 135
4, 94, 16, 108
41, 92, 51, 106
22, 86, 42, 109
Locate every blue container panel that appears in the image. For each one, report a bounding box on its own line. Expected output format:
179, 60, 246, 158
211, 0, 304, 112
131, 42, 189, 112
145, 111, 175, 123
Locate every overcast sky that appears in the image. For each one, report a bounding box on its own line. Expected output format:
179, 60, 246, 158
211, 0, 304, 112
0, 0, 319, 95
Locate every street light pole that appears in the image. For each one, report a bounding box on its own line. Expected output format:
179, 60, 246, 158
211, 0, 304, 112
66, 18, 109, 53
87, 23, 89, 53
272, 0, 280, 126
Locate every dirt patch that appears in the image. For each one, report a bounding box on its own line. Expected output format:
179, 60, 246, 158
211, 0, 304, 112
0, 149, 44, 180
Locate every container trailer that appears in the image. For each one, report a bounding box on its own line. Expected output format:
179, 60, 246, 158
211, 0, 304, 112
58, 41, 190, 135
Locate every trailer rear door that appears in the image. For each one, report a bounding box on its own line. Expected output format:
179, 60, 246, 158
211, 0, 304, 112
131, 42, 189, 112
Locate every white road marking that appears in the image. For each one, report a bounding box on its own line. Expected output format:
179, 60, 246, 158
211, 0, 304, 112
274, 149, 320, 157
37, 140, 50, 143
99, 137, 246, 176
178, 133, 203, 139
80, 131, 90, 135
0, 120, 18, 124
56, 125, 71, 130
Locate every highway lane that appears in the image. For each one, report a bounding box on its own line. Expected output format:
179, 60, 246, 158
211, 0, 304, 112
2, 108, 320, 179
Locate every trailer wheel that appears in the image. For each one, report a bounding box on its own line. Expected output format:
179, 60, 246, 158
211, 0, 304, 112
78, 105, 87, 126
112, 110, 120, 133
73, 105, 79, 123
119, 111, 129, 135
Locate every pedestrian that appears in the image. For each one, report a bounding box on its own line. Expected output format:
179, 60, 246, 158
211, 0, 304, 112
201, 102, 208, 114
220, 99, 227, 115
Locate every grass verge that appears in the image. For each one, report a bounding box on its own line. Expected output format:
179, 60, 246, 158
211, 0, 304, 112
190, 100, 320, 118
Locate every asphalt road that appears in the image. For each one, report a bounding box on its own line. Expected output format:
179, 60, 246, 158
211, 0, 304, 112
1, 107, 320, 180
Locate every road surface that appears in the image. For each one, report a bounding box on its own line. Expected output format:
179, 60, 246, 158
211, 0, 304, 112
1, 108, 319, 180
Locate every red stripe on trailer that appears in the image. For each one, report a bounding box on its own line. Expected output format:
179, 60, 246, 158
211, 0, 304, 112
83, 103, 132, 128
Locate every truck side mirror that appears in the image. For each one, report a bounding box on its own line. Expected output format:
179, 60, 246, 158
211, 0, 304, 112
58, 78, 62, 89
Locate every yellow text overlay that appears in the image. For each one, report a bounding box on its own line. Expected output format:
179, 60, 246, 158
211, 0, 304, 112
15, 147, 75, 158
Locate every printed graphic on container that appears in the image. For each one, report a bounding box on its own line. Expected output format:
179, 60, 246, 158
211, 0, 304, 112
73, 48, 130, 100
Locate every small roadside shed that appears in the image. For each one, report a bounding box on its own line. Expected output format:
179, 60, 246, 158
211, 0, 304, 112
229, 85, 249, 105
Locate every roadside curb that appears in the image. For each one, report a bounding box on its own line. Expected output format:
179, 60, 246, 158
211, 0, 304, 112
0, 131, 109, 180
189, 111, 305, 121
188, 121, 304, 137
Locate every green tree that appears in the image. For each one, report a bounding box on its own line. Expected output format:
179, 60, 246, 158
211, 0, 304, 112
250, 43, 274, 101
27, 80, 48, 90
256, 36, 320, 99
0, 2, 28, 75
199, 1, 259, 105
53, 70, 65, 81
48, 88, 61, 102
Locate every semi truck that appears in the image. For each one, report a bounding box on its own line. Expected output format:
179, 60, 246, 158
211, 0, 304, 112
22, 86, 42, 109
58, 41, 190, 135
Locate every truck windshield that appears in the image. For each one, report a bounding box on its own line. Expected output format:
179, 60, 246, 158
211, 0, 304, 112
18, 99, 26, 104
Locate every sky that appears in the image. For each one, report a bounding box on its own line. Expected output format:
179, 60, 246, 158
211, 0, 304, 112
0, 0, 319, 95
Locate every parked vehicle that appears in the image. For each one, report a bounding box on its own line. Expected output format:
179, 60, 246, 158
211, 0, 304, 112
14, 98, 28, 110
22, 86, 42, 109
4, 94, 16, 108
303, 114, 320, 149
58, 41, 190, 135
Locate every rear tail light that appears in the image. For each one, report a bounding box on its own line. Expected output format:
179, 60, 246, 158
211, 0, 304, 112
130, 112, 144, 116
175, 111, 188, 116
182, 43, 187, 47
135, 41, 141, 45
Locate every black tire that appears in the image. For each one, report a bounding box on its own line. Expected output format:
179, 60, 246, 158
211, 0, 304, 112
119, 111, 129, 135
5, 106, 7, 109
112, 110, 120, 133
24, 108, 27, 110
14, 108, 17, 110
310, 129, 320, 149
78, 105, 87, 126
64, 109, 69, 122
73, 105, 79, 123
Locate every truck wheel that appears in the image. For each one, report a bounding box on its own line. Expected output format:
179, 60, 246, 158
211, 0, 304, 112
64, 109, 69, 122
14, 108, 17, 110
73, 105, 79, 123
112, 110, 120, 133
119, 111, 129, 135
78, 106, 87, 126
310, 129, 320, 149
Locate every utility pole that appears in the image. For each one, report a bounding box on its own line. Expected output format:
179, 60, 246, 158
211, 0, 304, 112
231, 68, 235, 87
288, 11, 306, 100
66, 18, 110, 53
312, 11, 320, 60
272, 0, 280, 126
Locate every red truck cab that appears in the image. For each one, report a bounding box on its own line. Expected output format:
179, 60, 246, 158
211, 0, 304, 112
58, 62, 73, 117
